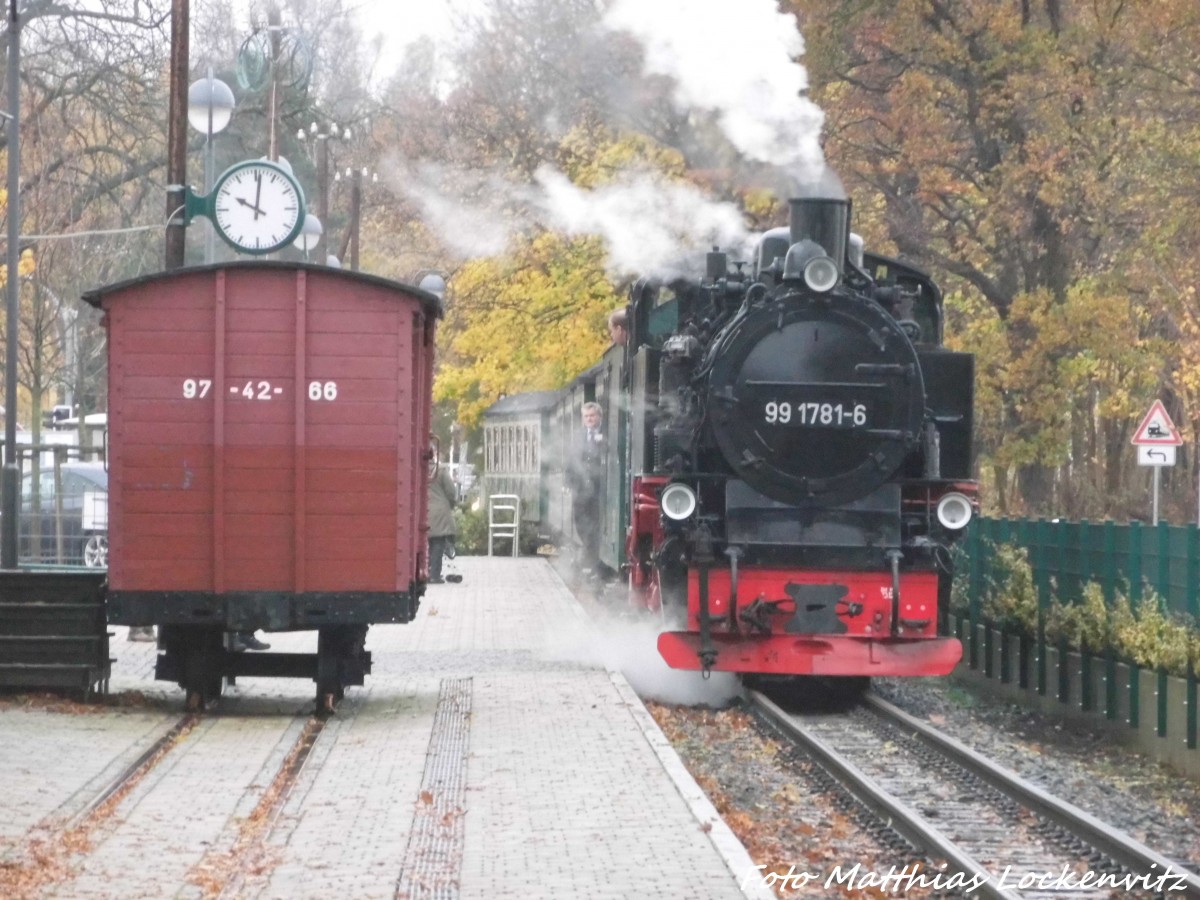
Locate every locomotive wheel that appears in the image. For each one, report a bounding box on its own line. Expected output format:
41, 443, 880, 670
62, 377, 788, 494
755, 675, 870, 711
837, 676, 871, 699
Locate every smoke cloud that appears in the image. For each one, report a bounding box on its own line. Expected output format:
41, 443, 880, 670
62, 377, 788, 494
601, 0, 826, 185
387, 162, 525, 259
383, 0, 832, 273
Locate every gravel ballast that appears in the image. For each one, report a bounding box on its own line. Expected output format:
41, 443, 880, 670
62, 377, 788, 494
650, 674, 1200, 896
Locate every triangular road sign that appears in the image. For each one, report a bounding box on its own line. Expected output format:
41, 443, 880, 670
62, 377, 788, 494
1131, 400, 1183, 446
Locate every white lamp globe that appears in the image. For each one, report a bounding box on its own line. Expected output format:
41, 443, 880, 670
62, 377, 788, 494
186, 76, 235, 134
293, 214, 323, 253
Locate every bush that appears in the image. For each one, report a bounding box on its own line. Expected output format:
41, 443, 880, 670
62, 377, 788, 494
1044, 582, 1116, 655
973, 540, 1200, 677
1109, 592, 1197, 674
948, 543, 971, 614
980, 543, 1039, 634
452, 504, 542, 556
454, 505, 487, 556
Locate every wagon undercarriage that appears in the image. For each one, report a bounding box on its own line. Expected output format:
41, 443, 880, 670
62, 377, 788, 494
156, 623, 372, 713
112, 586, 420, 712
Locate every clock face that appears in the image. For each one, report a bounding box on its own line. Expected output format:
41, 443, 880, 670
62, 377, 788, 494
212, 162, 304, 254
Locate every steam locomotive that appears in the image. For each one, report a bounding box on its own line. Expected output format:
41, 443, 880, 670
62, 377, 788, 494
483, 185, 977, 679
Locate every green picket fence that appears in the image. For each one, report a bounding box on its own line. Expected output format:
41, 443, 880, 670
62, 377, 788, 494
957, 518, 1200, 770
964, 517, 1200, 620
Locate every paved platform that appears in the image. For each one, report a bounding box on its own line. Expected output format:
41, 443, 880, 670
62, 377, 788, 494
2, 557, 772, 899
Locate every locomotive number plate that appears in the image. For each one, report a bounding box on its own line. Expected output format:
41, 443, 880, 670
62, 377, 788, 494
763, 400, 868, 428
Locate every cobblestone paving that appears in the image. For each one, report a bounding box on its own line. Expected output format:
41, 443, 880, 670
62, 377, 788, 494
0, 708, 177, 861
2, 557, 763, 899
47, 713, 307, 899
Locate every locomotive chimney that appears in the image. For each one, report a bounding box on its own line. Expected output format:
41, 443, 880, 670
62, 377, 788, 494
788, 197, 850, 273
706, 246, 727, 281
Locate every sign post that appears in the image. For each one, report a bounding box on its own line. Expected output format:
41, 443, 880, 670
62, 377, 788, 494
1131, 400, 1183, 525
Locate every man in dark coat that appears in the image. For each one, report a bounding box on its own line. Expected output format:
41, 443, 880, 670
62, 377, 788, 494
427, 464, 457, 584
567, 402, 606, 576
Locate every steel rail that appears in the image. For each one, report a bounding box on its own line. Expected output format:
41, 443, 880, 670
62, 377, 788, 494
751, 690, 1023, 900
863, 692, 1200, 898
67, 713, 199, 828
214, 713, 330, 900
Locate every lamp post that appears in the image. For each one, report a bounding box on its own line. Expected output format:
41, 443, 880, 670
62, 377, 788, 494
186, 70, 235, 263
296, 122, 346, 262
418, 272, 447, 301
2, 0, 20, 568
335, 166, 377, 271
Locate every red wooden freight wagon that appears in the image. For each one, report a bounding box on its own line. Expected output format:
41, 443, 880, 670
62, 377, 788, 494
83, 262, 441, 709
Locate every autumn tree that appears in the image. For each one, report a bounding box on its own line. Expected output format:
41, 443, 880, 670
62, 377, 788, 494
0, 1, 172, 430
792, 0, 1200, 519
438, 232, 620, 427
364, 0, 765, 446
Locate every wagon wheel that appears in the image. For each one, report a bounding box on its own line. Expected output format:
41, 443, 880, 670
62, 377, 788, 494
315, 656, 340, 716
315, 626, 350, 715
178, 627, 224, 711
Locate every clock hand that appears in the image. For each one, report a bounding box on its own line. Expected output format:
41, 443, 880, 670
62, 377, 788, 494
235, 196, 267, 216
253, 172, 264, 220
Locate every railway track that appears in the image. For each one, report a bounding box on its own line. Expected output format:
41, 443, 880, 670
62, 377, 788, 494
0, 711, 198, 897
197, 711, 330, 898
64, 712, 200, 828
2, 697, 333, 899
750, 689, 1200, 899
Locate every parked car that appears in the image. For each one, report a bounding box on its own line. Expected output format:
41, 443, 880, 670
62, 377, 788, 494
19, 461, 108, 568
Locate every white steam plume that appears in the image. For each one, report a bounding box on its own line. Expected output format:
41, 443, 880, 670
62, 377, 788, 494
385, 161, 527, 258
602, 0, 826, 184
533, 167, 749, 275
541, 605, 742, 707
386, 0, 835, 271
384, 158, 751, 277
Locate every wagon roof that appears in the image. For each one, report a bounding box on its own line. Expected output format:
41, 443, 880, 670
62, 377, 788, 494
483, 390, 562, 418
80, 260, 444, 313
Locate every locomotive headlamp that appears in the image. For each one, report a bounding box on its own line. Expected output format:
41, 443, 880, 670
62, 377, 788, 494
803, 256, 840, 293
936, 492, 974, 530
661, 483, 698, 521
782, 239, 840, 293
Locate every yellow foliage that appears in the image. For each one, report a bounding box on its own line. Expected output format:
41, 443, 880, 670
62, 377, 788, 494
977, 541, 1200, 676
740, 189, 783, 229
435, 127, 699, 427
0, 247, 37, 288
434, 232, 619, 427
557, 125, 686, 188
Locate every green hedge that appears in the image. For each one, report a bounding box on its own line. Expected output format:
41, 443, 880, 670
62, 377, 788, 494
959, 539, 1200, 677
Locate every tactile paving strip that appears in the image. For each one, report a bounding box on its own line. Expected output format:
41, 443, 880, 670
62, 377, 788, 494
395, 677, 473, 899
